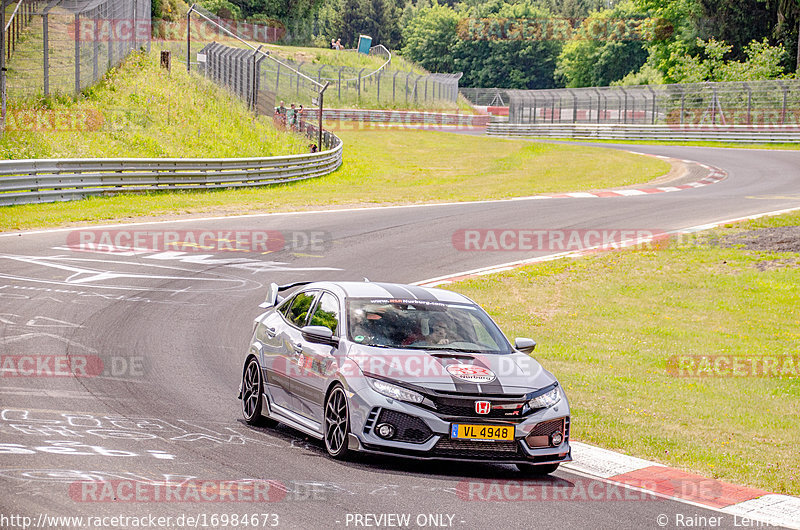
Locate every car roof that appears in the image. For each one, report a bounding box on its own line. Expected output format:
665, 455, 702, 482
295, 281, 474, 305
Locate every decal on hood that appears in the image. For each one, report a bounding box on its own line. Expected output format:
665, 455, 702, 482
446, 364, 497, 384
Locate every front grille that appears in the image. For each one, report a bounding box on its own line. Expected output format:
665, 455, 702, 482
526, 418, 566, 448
377, 409, 433, 444
426, 396, 528, 419
433, 438, 521, 459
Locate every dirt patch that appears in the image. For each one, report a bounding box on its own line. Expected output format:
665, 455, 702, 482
722, 226, 800, 253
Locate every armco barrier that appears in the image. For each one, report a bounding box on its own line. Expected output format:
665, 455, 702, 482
308, 109, 490, 127
0, 138, 342, 206
486, 122, 800, 143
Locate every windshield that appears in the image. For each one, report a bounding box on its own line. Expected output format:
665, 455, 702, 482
346, 298, 512, 353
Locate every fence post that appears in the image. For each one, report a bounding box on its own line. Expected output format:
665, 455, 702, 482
569, 89, 577, 123
405, 72, 410, 103
92, 11, 99, 83
745, 83, 751, 125
376, 70, 380, 103
107, 10, 113, 68
781, 82, 788, 125
275, 62, 280, 96
358, 67, 365, 101
186, 10, 191, 73
337, 66, 342, 101
74, 14, 80, 95
43, 13, 49, 97
296, 61, 302, 97
1, 0, 5, 134
393, 71, 399, 103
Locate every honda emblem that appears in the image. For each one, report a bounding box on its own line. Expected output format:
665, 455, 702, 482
475, 401, 491, 415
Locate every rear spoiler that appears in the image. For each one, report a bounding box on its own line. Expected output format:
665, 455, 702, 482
259, 281, 313, 308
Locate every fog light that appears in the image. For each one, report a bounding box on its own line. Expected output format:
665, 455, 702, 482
551, 431, 563, 447
376, 423, 396, 439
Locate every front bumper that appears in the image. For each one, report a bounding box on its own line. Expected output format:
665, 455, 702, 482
346, 386, 572, 465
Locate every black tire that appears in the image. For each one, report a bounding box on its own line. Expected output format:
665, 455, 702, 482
516, 462, 560, 476
323, 385, 351, 459
241, 357, 264, 425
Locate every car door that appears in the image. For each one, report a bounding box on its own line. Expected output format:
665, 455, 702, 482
293, 290, 342, 424
261, 290, 318, 413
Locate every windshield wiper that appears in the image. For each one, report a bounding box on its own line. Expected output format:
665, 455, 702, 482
402, 345, 486, 353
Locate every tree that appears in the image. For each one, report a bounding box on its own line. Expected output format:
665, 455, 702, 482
555, 1, 650, 87
401, 4, 461, 72
668, 37, 788, 82
359, 0, 403, 49
401, 0, 563, 88
632, 0, 703, 83
695, 0, 774, 61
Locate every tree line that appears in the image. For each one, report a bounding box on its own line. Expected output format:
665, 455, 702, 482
154, 0, 800, 88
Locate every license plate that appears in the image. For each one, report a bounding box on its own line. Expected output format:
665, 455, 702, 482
450, 423, 514, 441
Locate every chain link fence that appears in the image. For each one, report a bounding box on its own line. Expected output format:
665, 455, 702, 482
1, 0, 150, 101
173, 4, 460, 111
494, 81, 800, 127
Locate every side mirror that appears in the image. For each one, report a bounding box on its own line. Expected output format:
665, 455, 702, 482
514, 337, 536, 354
302, 325, 339, 345
259, 282, 280, 308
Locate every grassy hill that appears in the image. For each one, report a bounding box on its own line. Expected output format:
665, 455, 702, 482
0, 51, 307, 160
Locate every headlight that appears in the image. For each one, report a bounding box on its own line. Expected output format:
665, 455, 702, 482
367, 378, 424, 404
527, 387, 560, 409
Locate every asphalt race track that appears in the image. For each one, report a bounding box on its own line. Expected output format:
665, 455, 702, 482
1, 143, 799, 530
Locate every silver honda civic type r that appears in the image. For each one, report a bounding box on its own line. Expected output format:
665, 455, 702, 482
238, 281, 571, 474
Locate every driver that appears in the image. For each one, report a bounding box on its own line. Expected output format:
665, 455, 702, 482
351, 308, 394, 346
427, 315, 455, 345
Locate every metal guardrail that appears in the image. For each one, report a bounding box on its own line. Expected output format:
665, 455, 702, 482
0, 139, 342, 206
486, 122, 800, 143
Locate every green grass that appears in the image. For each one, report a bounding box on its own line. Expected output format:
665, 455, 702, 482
518, 136, 800, 150
0, 128, 668, 230
1, 51, 306, 160
447, 212, 800, 495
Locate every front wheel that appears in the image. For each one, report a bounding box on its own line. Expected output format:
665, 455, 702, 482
324, 385, 351, 459
516, 462, 560, 476
241, 358, 264, 425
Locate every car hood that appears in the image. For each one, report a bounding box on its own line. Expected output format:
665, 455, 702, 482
347, 344, 556, 394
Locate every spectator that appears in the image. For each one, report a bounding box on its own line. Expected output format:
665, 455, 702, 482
287, 103, 297, 129
273, 100, 287, 129
336, 38, 342, 50
309, 143, 318, 153
331, 39, 337, 49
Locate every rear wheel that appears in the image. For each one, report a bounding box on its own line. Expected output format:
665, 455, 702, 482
241, 358, 264, 425
516, 462, 560, 475
324, 385, 351, 459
